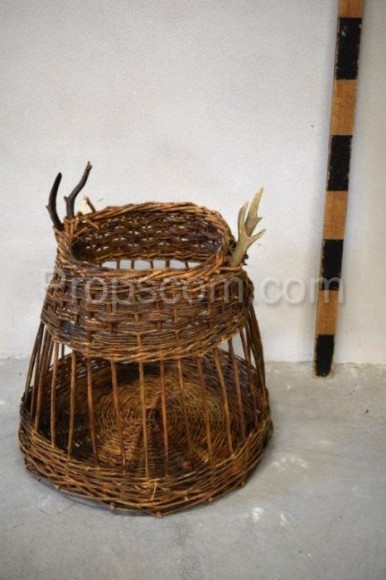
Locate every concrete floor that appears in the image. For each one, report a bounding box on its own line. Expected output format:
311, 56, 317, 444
1, 358, 385, 580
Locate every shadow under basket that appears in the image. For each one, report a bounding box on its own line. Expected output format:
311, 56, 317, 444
19, 200, 273, 516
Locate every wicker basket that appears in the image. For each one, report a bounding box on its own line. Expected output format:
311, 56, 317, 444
19, 165, 273, 516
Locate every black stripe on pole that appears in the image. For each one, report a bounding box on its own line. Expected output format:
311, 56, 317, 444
328, 136, 352, 190
314, 335, 335, 377
320, 239, 343, 290
336, 18, 362, 80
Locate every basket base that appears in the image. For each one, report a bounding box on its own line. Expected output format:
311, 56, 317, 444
19, 352, 273, 516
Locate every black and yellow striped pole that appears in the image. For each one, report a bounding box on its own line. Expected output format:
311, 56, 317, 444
314, 0, 365, 377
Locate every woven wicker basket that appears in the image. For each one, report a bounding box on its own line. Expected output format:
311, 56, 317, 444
19, 165, 273, 516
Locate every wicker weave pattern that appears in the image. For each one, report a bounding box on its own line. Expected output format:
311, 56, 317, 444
42, 203, 252, 361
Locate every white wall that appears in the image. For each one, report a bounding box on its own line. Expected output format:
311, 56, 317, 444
0, 0, 385, 363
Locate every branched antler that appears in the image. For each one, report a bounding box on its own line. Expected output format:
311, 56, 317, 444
46, 162, 94, 229
245, 187, 264, 234
46, 173, 64, 231
65, 162, 92, 219
230, 188, 266, 267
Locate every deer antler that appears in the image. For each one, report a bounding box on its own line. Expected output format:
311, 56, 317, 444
46, 162, 94, 229
230, 188, 266, 267
46, 172, 64, 231
65, 162, 92, 219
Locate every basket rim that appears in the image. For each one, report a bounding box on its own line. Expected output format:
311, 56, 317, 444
56, 201, 240, 281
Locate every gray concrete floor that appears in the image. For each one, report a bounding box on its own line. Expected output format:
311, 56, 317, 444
1, 358, 385, 580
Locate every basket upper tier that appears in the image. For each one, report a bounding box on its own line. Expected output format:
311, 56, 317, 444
42, 202, 253, 361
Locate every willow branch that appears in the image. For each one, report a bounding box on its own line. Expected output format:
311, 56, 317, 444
79, 196, 96, 215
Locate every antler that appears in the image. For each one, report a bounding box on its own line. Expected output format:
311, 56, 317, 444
46, 173, 64, 231
230, 188, 266, 267
46, 162, 94, 229
65, 162, 92, 219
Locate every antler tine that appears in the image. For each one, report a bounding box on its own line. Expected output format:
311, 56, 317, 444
245, 187, 264, 235
65, 162, 92, 219
238, 201, 249, 234
230, 189, 266, 267
46, 172, 64, 231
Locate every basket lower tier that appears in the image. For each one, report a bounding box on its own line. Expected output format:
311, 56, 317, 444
19, 349, 272, 516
